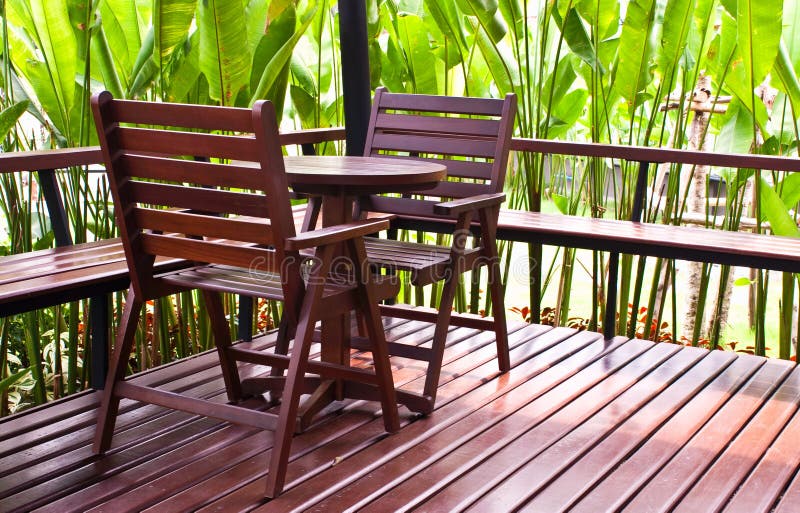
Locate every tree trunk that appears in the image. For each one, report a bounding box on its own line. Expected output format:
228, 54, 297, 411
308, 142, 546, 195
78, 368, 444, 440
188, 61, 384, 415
682, 75, 712, 341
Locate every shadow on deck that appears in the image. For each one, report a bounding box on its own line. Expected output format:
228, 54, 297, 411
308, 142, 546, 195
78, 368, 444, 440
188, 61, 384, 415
2, 318, 799, 512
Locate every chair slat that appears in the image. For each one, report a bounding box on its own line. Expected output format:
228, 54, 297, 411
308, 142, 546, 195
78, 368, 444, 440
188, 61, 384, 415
160, 266, 286, 300
110, 100, 254, 132
378, 92, 506, 116
421, 181, 494, 199
126, 181, 270, 217
140, 233, 279, 271
372, 155, 492, 180
363, 196, 439, 218
116, 127, 259, 162
120, 154, 266, 190
371, 132, 497, 159
375, 112, 501, 137
133, 208, 274, 245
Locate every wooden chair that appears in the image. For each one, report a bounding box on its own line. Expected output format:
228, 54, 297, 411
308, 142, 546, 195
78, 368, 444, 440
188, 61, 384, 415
90, 92, 400, 498
356, 87, 517, 410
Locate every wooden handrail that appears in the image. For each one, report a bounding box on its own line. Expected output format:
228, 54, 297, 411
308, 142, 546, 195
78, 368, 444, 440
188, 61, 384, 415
0, 147, 103, 173
5, 131, 797, 176
510, 137, 800, 172
0, 127, 347, 174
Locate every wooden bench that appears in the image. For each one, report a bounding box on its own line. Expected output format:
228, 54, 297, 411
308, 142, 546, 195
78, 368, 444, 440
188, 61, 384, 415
0, 128, 344, 386
390, 137, 800, 339
7, 129, 800, 373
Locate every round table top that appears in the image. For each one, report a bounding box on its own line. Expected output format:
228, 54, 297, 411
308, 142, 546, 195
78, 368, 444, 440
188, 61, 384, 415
283, 156, 446, 194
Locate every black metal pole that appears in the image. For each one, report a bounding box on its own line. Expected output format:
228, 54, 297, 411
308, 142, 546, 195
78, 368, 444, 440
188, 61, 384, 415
90, 294, 109, 389
37, 169, 73, 247
38, 168, 110, 388
339, 0, 372, 156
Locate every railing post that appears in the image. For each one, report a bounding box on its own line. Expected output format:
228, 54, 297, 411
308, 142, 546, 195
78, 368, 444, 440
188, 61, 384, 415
37, 169, 72, 247
90, 294, 109, 388
603, 161, 650, 339
603, 252, 619, 339
630, 161, 650, 222
39, 168, 110, 388
237, 297, 254, 342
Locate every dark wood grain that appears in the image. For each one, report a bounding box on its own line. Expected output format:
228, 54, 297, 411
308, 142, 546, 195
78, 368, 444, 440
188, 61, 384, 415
570, 358, 792, 513
2, 320, 798, 512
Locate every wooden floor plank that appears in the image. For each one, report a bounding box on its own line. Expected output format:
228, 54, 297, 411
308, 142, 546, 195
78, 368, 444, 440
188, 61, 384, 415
390, 342, 686, 513
469, 348, 736, 512
81, 320, 476, 512
570, 357, 792, 513
624, 356, 800, 513
97, 321, 530, 513
346, 339, 677, 513
772, 441, 800, 513
1, 319, 797, 513
519, 352, 762, 513
245, 331, 625, 513
13, 319, 417, 513
668, 361, 800, 513
0, 330, 282, 447
428, 342, 728, 511
165, 323, 556, 513
723, 375, 800, 513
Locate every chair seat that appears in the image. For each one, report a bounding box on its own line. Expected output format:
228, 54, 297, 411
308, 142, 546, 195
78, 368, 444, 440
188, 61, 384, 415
159, 263, 400, 304
364, 237, 481, 286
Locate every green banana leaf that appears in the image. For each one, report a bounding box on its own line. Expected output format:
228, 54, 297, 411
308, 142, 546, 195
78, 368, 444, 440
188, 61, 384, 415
197, 0, 251, 104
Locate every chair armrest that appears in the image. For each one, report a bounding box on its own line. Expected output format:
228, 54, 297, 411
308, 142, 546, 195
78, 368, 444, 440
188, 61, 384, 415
285, 218, 390, 251
433, 193, 506, 216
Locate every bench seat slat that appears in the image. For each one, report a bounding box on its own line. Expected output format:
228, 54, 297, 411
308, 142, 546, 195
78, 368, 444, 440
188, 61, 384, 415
496, 212, 800, 260
382, 209, 800, 274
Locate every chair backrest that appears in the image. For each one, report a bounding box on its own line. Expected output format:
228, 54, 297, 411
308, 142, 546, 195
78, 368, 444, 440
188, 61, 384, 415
361, 87, 517, 217
92, 92, 300, 300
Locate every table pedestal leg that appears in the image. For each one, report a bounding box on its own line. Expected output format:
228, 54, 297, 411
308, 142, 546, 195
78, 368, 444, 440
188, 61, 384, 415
296, 193, 353, 430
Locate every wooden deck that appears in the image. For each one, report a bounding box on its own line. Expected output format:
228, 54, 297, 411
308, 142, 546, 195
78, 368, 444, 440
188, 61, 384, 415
2, 318, 800, 512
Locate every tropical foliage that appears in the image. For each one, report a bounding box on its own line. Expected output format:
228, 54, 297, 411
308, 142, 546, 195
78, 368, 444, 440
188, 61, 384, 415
2, 0, 800, 413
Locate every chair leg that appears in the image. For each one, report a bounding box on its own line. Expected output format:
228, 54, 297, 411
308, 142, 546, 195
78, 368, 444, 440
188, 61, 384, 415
479, 208, 511, 372
350, 238, 400, 433
203, 290, 242, 403
264, 247, 331, 499
270, 315, 293, 376
359, 295, 400, 432
487, 258, 511, 373
422, 271, 459, 403
260, 315, 295, 404
93, 286, 142, 454
264, 310, 316, 498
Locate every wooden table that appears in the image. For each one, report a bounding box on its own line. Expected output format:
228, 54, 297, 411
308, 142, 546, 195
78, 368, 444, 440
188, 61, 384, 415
282, 156, 447, 426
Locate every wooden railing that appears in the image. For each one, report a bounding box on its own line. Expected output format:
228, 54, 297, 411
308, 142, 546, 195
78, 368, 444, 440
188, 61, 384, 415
3, 128, 799, 386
